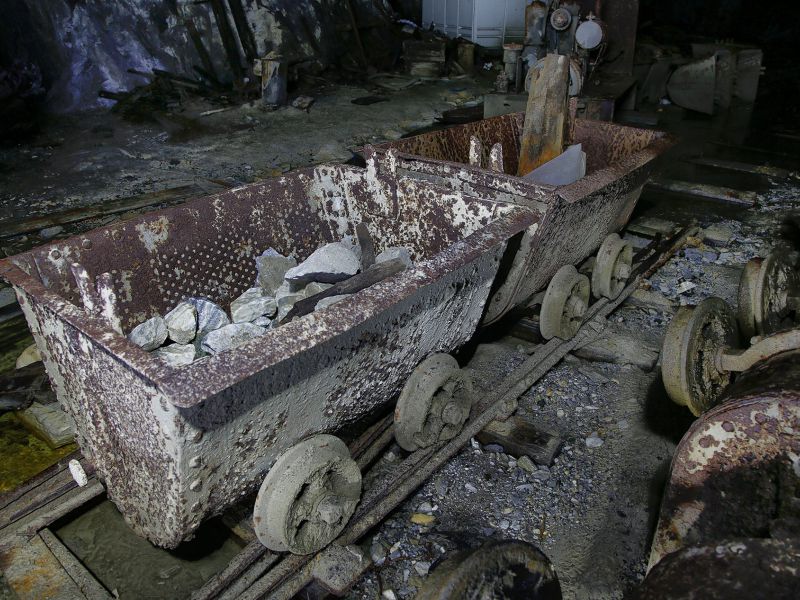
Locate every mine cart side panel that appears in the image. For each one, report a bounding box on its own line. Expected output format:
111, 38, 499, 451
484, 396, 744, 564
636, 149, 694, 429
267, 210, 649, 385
14, 285, 187, 547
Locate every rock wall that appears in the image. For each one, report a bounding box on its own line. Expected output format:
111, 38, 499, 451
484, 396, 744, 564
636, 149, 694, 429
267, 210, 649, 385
0, 0, 395, 113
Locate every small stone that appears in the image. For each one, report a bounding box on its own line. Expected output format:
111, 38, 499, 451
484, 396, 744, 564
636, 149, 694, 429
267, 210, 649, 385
129, 316, 168, 351
256, 248, 297, 296
676, 281, 697, 295
382, 590, 397, 600
371, 541, 387, 565
532, 470, 551, 482
284, 242, 360, 285
410, 513, 436, 526
231, 287, 277, 323
585, 433, 604, 448
517, 455, 536, 473
499, 519, 510, 530
315, 294, 351, 311
291, 95, 315, 110
464, 483, 477, 493
68, 459, 88, 487
164, 302, 197, 344
414, 561, 431, 577
556, 409, 565, 418
276, 281, 333, 322
39, 225, 64, 239
16, 402, 75, 448
417, 501, 434, 513
375, 246, 413, 268
188, 298, 231, 336
483, 443, 505, 453
253, 316, 272, 328
153, 343, 196, 367
201, 323, 265, 354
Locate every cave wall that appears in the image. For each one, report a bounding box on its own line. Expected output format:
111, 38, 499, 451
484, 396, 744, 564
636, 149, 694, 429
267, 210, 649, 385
0, 0, 395, 113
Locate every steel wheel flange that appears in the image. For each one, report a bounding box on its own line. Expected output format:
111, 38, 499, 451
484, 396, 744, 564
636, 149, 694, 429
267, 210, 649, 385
253, 434, 361, 554
540, 265, 590, 340
394, 353, 473, 452
661, 297, 739, 416
592, 233, 633, 300
737, 251, 800, 340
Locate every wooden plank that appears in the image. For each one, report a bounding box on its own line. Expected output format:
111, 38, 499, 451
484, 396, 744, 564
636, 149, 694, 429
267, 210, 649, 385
39, 529, 113, 600
0, 535, 87, 600
687, 156, 791, 178
209, 0, 244, 81
283, 258, 407, 321
0, 184, 214, 239
226, 0, 258, 63
476, 416, 562, 466
646, 178, 756, 206
184, 18, 221, 87
517, 53, 570, 176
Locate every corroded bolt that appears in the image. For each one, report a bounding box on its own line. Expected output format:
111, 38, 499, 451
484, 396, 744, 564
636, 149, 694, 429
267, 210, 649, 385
441, 401, 464, 425
317, 496, 343, 524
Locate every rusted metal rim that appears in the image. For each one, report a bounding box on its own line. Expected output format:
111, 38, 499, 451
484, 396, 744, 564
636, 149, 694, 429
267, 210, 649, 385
253, 434, 361, 555
661, 297, 738, 416
649, 385, 800, 568
394, 353, 473, 452
416, 540, 562, 600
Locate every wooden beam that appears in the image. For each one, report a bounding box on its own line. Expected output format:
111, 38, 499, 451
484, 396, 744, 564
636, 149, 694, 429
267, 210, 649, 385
226, 0, 258, 63
646, 178, 756, 206
0, 184, 217, 239
687, 156, 791, 179
209, 0, 244, 82
517, 53, 570, 176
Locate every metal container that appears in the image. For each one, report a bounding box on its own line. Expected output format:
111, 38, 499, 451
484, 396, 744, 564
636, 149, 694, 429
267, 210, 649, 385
366, 113, 673, 323
0, 164, 535, 548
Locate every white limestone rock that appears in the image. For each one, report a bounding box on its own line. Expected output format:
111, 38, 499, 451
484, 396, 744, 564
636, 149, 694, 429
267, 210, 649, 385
188, 298, 231, 336
231, 287, 277, 323
315, 294, 351, 310
284, 242, 359, 285
201, 323, 266, 354
253, 316, 273, 328
153, 343, 196, 367
164, 301, 197, 344
256, 248, 297, 296
129, 316, 168, 351
375, 246, 413, 268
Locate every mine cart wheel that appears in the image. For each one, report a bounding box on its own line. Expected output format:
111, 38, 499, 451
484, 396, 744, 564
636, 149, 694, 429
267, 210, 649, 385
540, 265, 590, 340
737, 251, 800, 341
416, 540, 562, 600
253, 434, 361, 555
592, 233, 633, 300
394, 353, 474, 452
661, 297, 739, 417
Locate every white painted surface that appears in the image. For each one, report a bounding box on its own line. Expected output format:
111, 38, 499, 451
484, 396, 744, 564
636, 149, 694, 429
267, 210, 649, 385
422, 0, 527, 48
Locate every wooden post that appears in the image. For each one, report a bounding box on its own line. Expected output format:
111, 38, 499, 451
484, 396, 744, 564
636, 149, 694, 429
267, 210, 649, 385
517, 53, 570, 176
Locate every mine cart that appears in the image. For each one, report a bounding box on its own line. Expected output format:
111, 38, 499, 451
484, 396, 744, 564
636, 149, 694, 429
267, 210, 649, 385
367, 113, 673, 333
0, 165, 535, 553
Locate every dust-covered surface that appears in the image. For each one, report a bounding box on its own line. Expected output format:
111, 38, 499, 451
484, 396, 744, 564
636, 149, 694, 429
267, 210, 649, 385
0, 79, 486, 225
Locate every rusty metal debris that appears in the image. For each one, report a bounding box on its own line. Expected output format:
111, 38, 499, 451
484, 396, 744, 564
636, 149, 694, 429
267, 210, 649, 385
416, 540, 562, 600
368, 112, 673, 323
650, 349, 800, 569
637, 539, 800, 599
